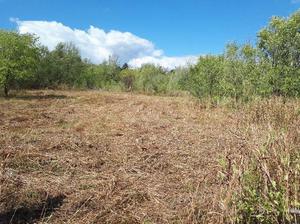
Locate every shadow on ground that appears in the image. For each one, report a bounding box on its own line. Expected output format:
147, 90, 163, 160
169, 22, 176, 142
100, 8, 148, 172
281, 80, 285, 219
0, 194, 66, 224
0, 94, 69, 100
14, 94, 68, 100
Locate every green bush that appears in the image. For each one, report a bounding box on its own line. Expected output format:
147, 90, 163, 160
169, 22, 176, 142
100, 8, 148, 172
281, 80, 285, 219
133, 64, 169, 94
119, 68, 136, 91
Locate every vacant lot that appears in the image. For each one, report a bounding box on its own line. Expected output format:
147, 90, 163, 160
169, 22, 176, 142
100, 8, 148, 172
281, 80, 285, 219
0, 91, 299, 224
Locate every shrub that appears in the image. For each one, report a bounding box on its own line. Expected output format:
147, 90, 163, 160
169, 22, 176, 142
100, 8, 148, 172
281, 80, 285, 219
134, 64, 169, 94
119, 69, 136, 91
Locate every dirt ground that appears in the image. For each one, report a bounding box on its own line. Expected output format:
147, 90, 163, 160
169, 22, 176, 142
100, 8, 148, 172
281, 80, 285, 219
0, 90, 243, 223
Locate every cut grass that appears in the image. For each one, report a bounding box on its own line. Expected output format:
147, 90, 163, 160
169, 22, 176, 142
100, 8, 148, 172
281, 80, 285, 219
0, 90, 299, 223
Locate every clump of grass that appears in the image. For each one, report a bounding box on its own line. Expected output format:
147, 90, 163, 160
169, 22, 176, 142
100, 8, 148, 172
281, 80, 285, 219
219, 98, 300, 223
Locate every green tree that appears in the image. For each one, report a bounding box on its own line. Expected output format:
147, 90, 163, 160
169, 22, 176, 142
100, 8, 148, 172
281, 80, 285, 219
188, 55, 224, 98
119, 68, 136, 91
134, 64, 168, 94
222, 43, 264, 101
121, 63, 129, 70
166, 67, 190, 93
0, 30, 40, 96
31, 46, 51, 88
258, 11, 300, 96
35, 42, 87, 88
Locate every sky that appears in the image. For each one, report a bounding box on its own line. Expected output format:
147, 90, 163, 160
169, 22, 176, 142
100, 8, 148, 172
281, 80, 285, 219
0, 0, 299, 68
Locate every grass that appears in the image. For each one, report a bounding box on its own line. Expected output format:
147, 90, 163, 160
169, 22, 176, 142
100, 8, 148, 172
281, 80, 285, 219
0, 90, 299, 223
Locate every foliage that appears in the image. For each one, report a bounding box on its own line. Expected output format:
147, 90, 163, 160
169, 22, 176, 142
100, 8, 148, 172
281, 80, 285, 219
188, 55, 224, 99
0, 30, 40, 96
133, 64, 169, 94
166, 67, 190, 94
258, 11, 300, 96
80, 59, 121, 90
119, 68, 136, 91
1, 11, 300, 100
35, 42, 86, 88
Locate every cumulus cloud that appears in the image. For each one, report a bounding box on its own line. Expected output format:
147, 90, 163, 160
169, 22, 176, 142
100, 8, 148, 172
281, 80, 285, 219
14, 19, 198, 69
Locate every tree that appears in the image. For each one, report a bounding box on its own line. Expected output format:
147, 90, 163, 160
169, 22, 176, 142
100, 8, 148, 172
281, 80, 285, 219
46, 42, 86, 87
166, 67, 190, 92
119, 68, 135, 91
222, 43, 261, 101
258, 11, 300, 96
188, 55, 224, 98
121, 63, 129, 70
30, 46, 51, 88
135, 64, 168, 93
0, 30, 40, 96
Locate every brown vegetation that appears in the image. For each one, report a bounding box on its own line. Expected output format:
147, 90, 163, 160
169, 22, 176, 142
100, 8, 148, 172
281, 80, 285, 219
0, 90, 299, 223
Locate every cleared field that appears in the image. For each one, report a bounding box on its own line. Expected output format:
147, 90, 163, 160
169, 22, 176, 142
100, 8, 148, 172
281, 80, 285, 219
0, 91, 299, 224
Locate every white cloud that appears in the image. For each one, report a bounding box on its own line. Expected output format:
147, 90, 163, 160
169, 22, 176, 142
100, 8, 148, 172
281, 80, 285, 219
128, 55, 198, 69
14, 19, 198, 69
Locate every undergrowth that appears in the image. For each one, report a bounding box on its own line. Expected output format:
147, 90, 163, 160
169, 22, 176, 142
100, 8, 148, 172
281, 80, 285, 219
219, 98, 300, 224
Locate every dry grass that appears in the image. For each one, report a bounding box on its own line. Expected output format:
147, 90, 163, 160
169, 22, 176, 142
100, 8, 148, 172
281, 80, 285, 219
0, 90, 299, 223
219, 98, 300, 223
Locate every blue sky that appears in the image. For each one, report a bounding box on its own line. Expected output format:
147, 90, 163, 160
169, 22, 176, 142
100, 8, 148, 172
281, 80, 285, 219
0, 0, 299, 68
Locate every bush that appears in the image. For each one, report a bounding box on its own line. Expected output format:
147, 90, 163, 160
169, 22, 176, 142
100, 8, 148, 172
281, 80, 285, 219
133, 64, 169, 94
119, 69, 136, 91
80, 61, 121, 90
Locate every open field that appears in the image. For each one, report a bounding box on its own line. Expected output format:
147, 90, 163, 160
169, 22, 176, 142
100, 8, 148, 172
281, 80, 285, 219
0, 90, 299, 224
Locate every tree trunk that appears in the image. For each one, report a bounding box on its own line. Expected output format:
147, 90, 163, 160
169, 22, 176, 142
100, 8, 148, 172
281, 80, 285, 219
4, 72, 10, 97
4, 83, 8, 97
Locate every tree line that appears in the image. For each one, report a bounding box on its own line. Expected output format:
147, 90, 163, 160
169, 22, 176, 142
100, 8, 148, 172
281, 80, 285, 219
1, 11, 300, 100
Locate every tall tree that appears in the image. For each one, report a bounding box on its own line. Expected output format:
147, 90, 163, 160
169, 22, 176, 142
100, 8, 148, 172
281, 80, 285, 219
0, 30, 40, 96
258, 11, 300, 96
